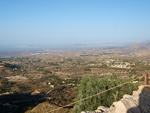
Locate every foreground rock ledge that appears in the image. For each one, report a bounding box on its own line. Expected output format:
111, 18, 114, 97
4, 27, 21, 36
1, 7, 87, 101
81, 85, 150, 113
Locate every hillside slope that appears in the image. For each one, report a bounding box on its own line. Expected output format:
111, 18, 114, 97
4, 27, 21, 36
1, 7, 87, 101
25, 101, 73, 113
121, 41, 150, 53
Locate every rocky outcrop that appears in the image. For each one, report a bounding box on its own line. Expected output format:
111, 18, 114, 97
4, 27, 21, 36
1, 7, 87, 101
31, 90, 40, 95
81, 85, 150, 113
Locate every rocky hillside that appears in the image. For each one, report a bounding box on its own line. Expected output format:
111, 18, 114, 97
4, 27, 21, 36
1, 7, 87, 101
121, 41, 150, 53
47, 86, 76, 107
25, 101, 73, 113
129, 41, 150, 49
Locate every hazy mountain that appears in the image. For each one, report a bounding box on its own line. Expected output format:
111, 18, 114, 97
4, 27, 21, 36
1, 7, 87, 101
128, 41, 150, 49
119, 40, 150, 53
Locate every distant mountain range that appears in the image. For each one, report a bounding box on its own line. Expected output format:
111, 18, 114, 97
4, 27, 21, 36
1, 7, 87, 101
128, 41, 150, 49
117, 41, 150, 53
1, 41, 150, 54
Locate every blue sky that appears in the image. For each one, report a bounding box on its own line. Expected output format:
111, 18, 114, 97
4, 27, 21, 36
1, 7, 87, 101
0, 0, 150, 46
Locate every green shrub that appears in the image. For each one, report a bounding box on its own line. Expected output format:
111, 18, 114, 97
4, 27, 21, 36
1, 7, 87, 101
84, 68, 91, 71
73, 74, 138, 113
140, 76, 145, 81
44, 70, 52, 74
129, 74, 133, 78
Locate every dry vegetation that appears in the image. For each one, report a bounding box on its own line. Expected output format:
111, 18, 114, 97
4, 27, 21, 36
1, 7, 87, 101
0, 42, 150, 112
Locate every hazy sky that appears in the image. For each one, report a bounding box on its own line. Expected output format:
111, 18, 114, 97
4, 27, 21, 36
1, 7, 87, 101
0, 0, 150, 46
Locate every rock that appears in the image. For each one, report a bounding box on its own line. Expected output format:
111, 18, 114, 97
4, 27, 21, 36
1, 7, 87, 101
138, 86, 150, 113
114, 100, 130, 113
112, 102, 117, 106
138, 85, 150, 94
132, 90, 139, 95
31, 90, 40, 95
97, 106, 105, 110
123, 94, 132, 99
95, 106, 106, 112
